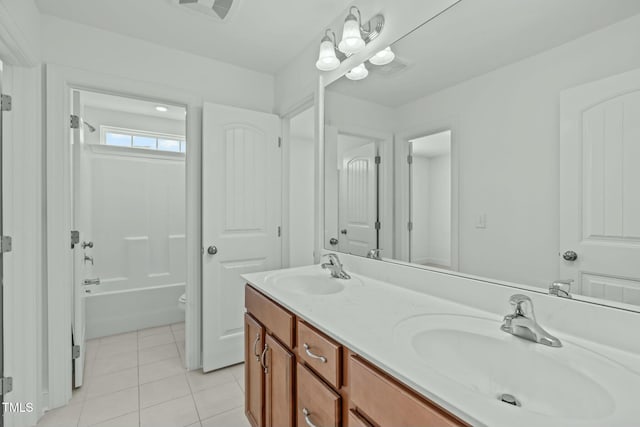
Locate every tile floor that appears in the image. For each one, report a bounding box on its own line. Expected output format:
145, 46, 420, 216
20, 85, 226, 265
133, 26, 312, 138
37, 323, 250, 427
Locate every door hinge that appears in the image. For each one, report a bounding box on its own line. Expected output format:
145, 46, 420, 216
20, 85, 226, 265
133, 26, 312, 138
72, 345, 81, 359
407, 155, 413, 164
277, 226, 281, 237
71, 230, 80, 249
375, 155, 381, 164
1, 377, 13, 394
278, 136, 282, 148
407, 221, 413, 232
70, 114, 80, 129
1, 94, 12, 111
1, 235, 12, 253
375, 221, 381, 230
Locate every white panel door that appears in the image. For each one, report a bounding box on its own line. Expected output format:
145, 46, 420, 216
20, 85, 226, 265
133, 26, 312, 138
339, 143, 378, 257
202, 103, 281, 372
560, 68, 640, 305
71, 90, 88, 387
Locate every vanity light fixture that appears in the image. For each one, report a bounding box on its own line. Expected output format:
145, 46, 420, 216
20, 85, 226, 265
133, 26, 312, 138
155, 105, 169, 112
315, 6, 385, 72
369, 46, 395, 66
346, 63, 368, 81
316, 30, 343, 71
339, 7, 366, 55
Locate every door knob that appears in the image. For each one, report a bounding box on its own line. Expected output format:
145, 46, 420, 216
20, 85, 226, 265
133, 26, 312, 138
207, 246, 218, 255
329, 238, 338, 246
562, 250, 578, 261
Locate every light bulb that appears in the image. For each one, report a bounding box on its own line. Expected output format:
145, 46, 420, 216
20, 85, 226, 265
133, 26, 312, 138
346, 63, 368, 81
316, 38, 340, 71
369, 46, 395, 66
338, 13, 365, 55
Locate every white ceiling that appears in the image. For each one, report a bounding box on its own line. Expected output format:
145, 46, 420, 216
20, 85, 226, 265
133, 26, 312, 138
328, 0, 640, 107
81, 90, 187, 121
36, 0, 350, 74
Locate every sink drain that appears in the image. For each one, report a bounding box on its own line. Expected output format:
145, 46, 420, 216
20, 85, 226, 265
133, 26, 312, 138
499, 393, 520, 407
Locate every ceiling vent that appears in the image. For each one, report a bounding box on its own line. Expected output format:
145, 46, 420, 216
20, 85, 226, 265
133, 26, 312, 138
176, 0, 238, 21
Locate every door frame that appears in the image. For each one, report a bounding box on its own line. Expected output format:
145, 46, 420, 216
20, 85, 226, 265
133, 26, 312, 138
44, 64, 202, 408
280, 94, 315, 267
395, 120, 460, 271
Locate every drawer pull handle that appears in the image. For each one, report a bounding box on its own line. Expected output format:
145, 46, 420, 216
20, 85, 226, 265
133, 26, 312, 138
253, 333, 261, 360
303, 343, 327, 363
302, 408, 319, 427
260, 344, 269, 374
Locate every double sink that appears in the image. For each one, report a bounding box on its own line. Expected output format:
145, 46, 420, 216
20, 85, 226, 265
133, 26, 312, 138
260, 265, 640, 425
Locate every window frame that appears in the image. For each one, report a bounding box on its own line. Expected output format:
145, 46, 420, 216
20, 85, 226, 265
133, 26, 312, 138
100, 125, 186, 154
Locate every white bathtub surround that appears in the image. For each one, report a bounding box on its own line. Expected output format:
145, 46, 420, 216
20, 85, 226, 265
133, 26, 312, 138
85, 283, 185, 339
36, 323, 248, 427
243, 263, 640, 427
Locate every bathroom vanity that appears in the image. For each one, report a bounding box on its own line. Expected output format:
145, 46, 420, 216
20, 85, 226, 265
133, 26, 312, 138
243, 265, 640, 427
243, 281, 467, 427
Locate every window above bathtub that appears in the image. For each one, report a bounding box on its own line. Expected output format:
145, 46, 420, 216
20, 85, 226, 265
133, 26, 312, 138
101, 126, 186, 154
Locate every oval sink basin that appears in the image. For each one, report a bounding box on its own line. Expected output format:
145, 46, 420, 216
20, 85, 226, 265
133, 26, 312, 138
393, 314, 639, 421
266, 272, 362, 295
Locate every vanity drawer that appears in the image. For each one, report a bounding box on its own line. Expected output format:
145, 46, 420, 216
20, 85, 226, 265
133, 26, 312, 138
297, 320, 342, 388
348, 409, 374, 427
349, 355, 468, 427
245, 285, 295, 348
297, 363, 341, 427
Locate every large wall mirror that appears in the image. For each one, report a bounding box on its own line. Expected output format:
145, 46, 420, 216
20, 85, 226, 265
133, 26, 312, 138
324, 0, 640, 311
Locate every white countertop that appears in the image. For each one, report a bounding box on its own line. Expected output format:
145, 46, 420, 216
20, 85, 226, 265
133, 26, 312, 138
242, 264, 640, 427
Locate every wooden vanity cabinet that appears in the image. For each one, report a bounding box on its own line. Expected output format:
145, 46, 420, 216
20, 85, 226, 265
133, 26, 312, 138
244, 290, 295, 427
245, 284, 469, 427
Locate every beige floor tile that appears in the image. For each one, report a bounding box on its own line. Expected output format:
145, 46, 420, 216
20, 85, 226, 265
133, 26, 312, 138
139, 343, 179, 366
37, 402, 82, 427
138, 331, 175, 350
89, 351, 138, 378
138, 325, 172, 338
86, 367, 139, 399
140, 395, 199, 427
186, 369, 236, 393
171, 322, 185, 333
96, 339, 138, 360
172, 330, 185, 343
192, 381, 243, 421
139, 357, 185, 384
140, 374, 191, 409
79, 387, 138, 427
70, 384, 88, 405
99, 331, 138, 346
90, 411, 139, 427
200, 407, 250, 427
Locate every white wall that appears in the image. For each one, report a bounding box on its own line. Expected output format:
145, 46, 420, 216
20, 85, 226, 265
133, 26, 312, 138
410, 156, 429, 263
395, 13, 640, 288
0, 0, 41, 65
426, 154, 451, 266
42, 16, 275, 114
84, 107, 185, 142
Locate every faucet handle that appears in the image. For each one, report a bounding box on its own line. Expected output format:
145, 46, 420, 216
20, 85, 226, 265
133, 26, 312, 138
508, 294, 535, 318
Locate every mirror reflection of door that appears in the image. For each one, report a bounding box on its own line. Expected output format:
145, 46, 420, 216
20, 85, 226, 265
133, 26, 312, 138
337, 135, 379, 256
409, 130, 452, 268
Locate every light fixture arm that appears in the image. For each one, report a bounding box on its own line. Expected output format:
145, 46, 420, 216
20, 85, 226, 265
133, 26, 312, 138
322, 28, 347, 62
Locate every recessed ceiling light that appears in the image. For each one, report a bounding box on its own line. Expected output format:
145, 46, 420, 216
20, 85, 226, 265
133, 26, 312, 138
155, 105, 169, 112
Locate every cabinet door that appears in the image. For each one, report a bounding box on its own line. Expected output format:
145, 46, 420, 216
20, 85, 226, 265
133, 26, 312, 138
245, 314, 265, 427
264, 334, 295, 427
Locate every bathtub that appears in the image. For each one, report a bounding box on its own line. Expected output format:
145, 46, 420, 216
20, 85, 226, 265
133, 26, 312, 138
84, 281, 185, 339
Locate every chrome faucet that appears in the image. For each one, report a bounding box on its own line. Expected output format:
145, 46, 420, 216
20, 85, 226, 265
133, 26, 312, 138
549, 279, 573, 299
321, 253, 351, 279
501, 294, 562, 347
